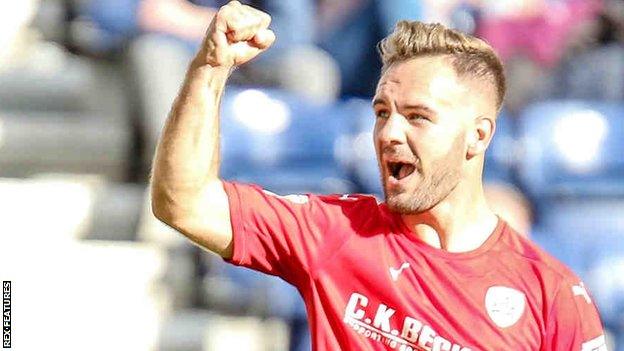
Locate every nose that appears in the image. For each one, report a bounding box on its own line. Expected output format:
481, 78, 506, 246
376, 112, 407, 146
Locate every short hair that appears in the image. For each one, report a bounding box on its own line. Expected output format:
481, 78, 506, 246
378, 21, 506, 111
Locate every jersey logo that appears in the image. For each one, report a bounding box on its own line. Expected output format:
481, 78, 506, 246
582, 334, 607, 351
339, 194, 358, 201
572, 282, 592, 304
389, 262, 410, 281
485, 286, 526, 328
262, 190, 309, 204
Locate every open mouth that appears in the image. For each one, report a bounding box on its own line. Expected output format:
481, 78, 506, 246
387, 161, 416, 181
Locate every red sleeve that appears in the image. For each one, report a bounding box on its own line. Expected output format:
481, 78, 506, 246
221, 181, 352, 287
544, 278, 607, 351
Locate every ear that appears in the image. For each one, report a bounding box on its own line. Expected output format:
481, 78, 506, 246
467, 116, 495, 159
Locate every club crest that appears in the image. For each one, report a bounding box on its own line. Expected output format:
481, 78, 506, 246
485, 286, 526, 328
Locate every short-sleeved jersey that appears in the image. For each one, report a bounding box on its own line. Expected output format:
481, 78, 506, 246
222, 181, 607, 351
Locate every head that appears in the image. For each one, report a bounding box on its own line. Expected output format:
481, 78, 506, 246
374, 21, 506, 214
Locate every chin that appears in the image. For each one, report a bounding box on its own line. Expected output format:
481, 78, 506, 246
384, 191, 429, 214
384, 188, 437, 214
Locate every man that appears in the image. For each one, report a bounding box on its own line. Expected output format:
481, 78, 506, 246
150, 1, 607, 349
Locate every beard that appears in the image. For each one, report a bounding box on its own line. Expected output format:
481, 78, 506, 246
381, 135, 465, 214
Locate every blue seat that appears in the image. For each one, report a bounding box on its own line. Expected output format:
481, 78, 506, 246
584, 231, 624, 346
531, 227, 586, 276
341, 98, 382, 196
539, 198, 624, 234
535, 225, 624, 340
517, 101, 624, 199
484, 111, 516, 184
219, 88, 355, 195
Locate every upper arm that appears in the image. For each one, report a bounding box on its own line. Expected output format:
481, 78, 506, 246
544, 279, 607, 350
218, 182, 358, 284
152, 180, 234, 258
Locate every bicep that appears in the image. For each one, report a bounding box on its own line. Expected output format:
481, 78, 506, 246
162, 180, 234, 258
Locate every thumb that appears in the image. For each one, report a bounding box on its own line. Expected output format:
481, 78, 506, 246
250, 29, 276, 50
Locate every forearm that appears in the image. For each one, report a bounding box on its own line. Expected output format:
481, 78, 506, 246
150, 57, 230, 219
149, 1, 274, 256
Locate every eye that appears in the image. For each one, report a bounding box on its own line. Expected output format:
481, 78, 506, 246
375, 110, 390, 119
407, 113, 428, 122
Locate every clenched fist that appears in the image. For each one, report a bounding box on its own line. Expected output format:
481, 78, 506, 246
197, 1, 275, 69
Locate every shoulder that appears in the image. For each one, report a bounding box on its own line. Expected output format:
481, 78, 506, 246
310, 194, 386, 233
495, 223, 581, 288
315, 193, 381, 209
312, 194, 381, 219
225, 181, 382, 215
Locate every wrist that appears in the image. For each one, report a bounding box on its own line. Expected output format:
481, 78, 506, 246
185, 57, 232, 96
190, 49, 234, 72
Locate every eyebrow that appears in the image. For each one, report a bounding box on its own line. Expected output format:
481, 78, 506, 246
372, 98, 385, 107
372, 98, 437, 115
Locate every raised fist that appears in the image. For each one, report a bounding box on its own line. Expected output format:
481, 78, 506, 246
198, 1, 275, 69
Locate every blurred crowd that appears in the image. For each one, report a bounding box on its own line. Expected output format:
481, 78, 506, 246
1, 0, 623, 350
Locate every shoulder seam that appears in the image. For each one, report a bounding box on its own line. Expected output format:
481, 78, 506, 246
497, 238, 572, 282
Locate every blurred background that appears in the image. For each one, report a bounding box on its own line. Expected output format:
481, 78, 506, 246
1, 0, 623, 350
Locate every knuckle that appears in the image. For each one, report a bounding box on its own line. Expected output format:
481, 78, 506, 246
216, 6, 231, 20
260, 12, 272, 24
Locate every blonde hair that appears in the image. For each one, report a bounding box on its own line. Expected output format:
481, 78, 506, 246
378, 21, 506, 110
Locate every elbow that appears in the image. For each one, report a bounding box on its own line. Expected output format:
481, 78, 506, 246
151, 195, 186, 234
151, 198, 166, 222
150, 186, 176, 227
151, 194, 170, 225
150, 185, 194, 235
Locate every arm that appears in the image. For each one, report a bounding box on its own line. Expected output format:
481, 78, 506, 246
544, 280, 607, 350
150, 1, 275, 258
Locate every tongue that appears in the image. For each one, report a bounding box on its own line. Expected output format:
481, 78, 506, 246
397, 164, 415, 180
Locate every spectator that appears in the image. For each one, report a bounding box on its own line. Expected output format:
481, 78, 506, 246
556, 0, 624, 101
317, 0, 423, 97
475, 0, 603, 112
87, 0, 340, 173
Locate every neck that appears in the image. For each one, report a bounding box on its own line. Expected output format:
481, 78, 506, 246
400, 180, 498, 252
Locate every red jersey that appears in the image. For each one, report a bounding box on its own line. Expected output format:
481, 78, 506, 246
222, 181, 607, 351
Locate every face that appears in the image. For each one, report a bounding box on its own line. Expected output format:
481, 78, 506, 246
373, 56, 476, 214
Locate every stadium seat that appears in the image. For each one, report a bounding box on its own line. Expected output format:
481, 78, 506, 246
343, 97, 381, 196
534, 224, 624, 349
0, 174, 144, 241
1, 240, 170, 351
138, 190, 201, 309
0, 60, 133, 181
557, 44, 624, 102
200, 253, 310, 350
517, 102, 624, 280
219, 87, 356, 195
586, 250, 624, 351
539, 198, 624, 234
517, 101, 624, 199
484, 110, 516, 183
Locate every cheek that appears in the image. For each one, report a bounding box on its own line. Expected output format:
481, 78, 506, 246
372, 125, 383, 152
410, 129, 462, 163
